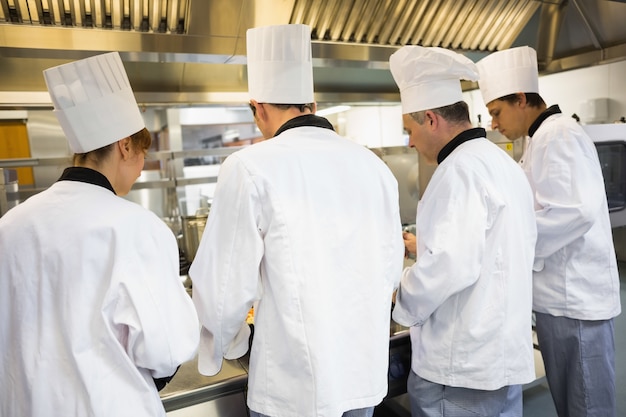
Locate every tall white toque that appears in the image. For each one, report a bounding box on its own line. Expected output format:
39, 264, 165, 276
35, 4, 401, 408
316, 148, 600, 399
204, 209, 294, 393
246, 23, 315, 104
389, 46, 479, 115
476, 46, 539, 105
43, 52, 145, 153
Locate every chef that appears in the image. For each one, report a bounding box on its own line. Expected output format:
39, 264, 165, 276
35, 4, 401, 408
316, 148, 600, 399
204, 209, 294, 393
477, 46, 621, 417
190, 24, 405, 417
389, 46, 537, 416
0, 52, 199, 417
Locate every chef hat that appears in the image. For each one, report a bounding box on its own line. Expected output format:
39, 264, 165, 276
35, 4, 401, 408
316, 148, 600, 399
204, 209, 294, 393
43, 52, 145, 153
476, 46, 539, 105
246, 24, 314, 104
389, 46, 478, 114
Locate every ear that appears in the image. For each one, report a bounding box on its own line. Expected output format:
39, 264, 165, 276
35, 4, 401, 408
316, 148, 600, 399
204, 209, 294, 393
516, 92, 528, 108
118, 137, 132, 160
425, 110, 438, 129
249, 99, 259, 119
255, 101, 268, 122
311, 102, 318, 114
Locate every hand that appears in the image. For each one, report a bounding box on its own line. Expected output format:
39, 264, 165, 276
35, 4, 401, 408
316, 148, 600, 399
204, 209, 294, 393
403, 231, 417, 258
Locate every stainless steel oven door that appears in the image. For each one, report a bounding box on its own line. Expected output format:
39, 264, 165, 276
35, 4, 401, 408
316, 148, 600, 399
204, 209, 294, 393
585, 124, 626, 228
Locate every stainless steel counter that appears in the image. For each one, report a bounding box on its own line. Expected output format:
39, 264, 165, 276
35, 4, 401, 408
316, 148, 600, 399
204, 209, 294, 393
160, 326, 411, 415
160, 355, 249, 413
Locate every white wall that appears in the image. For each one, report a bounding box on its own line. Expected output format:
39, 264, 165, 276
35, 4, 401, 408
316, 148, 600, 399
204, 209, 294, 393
338, 105, 406, 148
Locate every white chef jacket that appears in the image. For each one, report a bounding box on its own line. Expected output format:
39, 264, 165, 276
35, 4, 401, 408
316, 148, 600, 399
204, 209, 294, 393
393, 132, 537, 390
0, 173, 199, 417
190, 117, 405, 417
521, 108, 621, 320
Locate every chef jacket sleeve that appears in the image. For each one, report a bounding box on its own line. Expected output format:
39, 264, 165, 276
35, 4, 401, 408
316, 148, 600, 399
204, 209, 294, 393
530, 127, 605, 259
107, 222, 200, 380
392, 164, 489, 327
190, 154, 263, 376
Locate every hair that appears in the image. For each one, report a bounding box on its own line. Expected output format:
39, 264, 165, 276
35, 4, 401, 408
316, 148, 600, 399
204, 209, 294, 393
269, 103, 315, 113
498, 92, 545, 108
409, 101, 470, 125
73, 127, 152, 166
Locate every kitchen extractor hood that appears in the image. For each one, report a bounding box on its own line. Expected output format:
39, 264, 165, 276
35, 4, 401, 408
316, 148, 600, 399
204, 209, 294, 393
1, 0, 626, 108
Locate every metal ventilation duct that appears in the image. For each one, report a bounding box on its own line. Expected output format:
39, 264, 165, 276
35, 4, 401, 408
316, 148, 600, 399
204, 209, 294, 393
292, 0, 539, 52
0, 0, 189, 33
1, 0, 626, 108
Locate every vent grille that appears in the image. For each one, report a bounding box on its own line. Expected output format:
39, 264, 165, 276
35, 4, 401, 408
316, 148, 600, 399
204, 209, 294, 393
291, 0, 541, 52
0, 0, 189, 33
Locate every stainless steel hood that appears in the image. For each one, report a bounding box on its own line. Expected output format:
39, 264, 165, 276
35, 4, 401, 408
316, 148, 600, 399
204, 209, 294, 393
1, 0, 626, 109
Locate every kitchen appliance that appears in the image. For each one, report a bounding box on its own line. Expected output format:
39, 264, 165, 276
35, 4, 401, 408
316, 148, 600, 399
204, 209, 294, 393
584, 123, 626, 228
181, 212, 208, 263
370, 146, 419, 226
0, 168, 19, 217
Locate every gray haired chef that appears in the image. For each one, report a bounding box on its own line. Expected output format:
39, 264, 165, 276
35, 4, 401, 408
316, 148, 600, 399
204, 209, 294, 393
390, 46, 537, 416
190, 24, 404, 417
0, 52, 199, 417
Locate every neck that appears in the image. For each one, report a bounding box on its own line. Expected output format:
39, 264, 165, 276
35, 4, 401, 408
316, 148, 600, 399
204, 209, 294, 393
268, 107, 313, 138
431, 121, 473, 163
524, 104, 547, 135
449, 121, 473, 138
75, 152, 121, 195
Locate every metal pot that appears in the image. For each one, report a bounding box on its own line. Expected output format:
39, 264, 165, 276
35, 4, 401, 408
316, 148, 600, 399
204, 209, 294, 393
181, 213, 208, 262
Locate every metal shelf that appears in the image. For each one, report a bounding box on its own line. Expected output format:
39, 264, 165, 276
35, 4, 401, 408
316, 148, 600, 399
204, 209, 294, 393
0, 146, 244, 197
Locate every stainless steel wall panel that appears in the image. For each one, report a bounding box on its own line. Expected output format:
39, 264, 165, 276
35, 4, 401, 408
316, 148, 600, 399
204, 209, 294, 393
571, 0, 601, 49
244, 0, 296, 32
23, 110, 71, 190
185, 0, 243, 38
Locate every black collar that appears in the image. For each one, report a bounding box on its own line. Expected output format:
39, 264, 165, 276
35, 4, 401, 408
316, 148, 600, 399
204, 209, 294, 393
57, 166, 116, 195
528, 105, 562, 137
437, 127, 486, 164
273, 114, 335, 137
